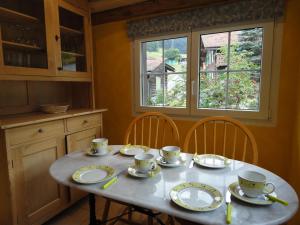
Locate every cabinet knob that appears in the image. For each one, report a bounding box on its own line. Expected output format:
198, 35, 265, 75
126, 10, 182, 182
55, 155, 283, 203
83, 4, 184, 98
57, 67, 63, 71
38, 128, 43, 133
83, 120, 88, 124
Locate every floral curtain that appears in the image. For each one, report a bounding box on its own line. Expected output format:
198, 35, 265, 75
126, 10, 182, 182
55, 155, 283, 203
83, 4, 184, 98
127, 0, 285, 39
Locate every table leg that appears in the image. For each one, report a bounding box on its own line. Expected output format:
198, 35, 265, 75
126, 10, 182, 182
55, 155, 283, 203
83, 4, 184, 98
89, 193, 101, 225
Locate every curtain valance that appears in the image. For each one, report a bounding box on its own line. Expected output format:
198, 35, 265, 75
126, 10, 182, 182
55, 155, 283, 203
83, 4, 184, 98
127, 0, 285, 39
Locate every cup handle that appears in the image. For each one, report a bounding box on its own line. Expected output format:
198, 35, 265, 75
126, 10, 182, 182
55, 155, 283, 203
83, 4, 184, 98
150, 161, 157, 171
263, 183, 275, 194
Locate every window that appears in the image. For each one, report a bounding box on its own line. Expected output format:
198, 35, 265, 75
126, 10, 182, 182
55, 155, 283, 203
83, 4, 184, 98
134, 22, 280, 121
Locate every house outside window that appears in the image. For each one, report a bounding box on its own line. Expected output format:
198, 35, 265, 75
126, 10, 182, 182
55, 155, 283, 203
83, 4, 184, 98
133, 22, 282, 123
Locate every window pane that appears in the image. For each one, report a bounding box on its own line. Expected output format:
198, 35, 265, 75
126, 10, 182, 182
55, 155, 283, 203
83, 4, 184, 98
141, 37, 188, 108
227, 72, 260, 110
200, 32, 228, 72
166, 73, 186, 108
164, 37, 187, 73
142, 40, 163, 73
199, 72, 227, 109
229, 28, 263, 70
141, 74, 165, 107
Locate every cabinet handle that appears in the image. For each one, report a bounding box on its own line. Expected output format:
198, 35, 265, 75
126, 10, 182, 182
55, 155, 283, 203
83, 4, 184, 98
55, 35, 60, 41
38, 128, 43, 133
57, 67, 63, 71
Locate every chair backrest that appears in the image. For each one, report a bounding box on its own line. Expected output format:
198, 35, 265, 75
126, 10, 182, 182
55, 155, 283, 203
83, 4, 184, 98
124, 112, 180, 149
184, 116, 258, 164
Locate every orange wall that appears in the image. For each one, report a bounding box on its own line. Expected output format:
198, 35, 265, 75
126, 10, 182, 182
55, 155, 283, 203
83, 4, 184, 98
93, 0, 300, 221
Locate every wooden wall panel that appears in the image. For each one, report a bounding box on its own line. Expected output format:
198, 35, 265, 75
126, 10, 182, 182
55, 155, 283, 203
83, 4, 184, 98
0, 81, 91, 116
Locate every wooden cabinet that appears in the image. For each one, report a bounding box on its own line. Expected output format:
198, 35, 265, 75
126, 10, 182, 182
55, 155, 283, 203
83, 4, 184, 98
0, 0, 93, 81
66, 127, 101, 201
56, 0, 92, 79
13, 137, 67, 225
0, 110, 106, 225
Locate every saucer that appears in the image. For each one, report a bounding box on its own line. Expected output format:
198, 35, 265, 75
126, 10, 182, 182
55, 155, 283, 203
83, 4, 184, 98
194, 154, 231, 168
156, 156, 185, 167
127, 165, 161, 178
86, 146, 112, 156
228, 182, 277, 205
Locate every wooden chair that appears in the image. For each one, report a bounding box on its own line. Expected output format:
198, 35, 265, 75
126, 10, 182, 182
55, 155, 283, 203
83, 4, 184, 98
184, 116, 258, 164
175, 116, 258, 225
124, 111, 180, 148
103, 112, 180, 225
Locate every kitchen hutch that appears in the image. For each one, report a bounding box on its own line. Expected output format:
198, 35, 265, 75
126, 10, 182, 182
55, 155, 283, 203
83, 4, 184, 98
0, 1, 105, 225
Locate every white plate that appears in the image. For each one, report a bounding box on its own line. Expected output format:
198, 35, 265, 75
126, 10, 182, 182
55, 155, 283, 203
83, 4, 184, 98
120, 145, 150, 156
228, 182, 277, 205
156, 156, 186, 167
170, 182, 223, 211
194, 154, 231, 168
86, 146, 112, 156
72, 165, 115, 184
127, 165, 161, 178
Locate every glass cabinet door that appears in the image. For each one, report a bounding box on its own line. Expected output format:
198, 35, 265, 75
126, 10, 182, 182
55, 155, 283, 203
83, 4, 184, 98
58, 6, 87, 73
0, 0, 48, 69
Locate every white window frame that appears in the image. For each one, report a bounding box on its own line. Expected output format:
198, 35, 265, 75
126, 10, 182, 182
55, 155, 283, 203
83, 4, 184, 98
133, 33, 192, 116
191, 22, 274, 120
132, 21, 282, 124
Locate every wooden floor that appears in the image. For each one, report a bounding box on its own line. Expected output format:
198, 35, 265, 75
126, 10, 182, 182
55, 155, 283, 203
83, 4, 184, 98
43, 196, 180, 225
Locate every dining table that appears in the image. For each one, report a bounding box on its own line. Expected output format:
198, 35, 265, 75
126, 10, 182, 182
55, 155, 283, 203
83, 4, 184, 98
49, 145, 299, 225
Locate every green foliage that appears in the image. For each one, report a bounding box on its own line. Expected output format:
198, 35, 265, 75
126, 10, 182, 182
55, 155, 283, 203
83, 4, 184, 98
164, 48, 181, 61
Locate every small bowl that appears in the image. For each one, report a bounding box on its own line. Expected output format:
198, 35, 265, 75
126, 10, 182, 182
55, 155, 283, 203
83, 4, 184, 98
40, 104, 69, 114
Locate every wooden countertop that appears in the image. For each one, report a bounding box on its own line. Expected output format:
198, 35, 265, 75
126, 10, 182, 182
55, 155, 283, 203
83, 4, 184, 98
0, 108, 108, 129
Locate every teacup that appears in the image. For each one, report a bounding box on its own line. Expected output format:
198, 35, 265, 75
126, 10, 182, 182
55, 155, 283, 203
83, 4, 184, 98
135, 153, 157, 173
91, 138, 108, 155
238, 171, 275, 198
159, 146, 181, 163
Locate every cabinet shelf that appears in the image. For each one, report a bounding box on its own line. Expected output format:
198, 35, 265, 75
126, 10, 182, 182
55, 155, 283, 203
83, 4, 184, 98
60, 26, 83, 35
61, 51, 85, 57
0, 6, 39, 24
2, 40, 42, 51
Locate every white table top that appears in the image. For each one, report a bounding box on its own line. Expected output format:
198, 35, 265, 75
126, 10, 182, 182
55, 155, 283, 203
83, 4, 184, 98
49, 145, 298, 225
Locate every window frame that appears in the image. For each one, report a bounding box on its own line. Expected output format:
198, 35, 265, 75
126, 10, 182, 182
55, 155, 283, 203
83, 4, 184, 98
133, 21, 280, 123
191, 22, 274, 120
133, 32, 192, 115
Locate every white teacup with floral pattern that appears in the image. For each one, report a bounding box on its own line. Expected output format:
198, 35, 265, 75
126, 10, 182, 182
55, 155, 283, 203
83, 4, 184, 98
134, 153, 156, 173
91, 138, 108, 155
238, 170, 275, 198
159, 146, 181, 163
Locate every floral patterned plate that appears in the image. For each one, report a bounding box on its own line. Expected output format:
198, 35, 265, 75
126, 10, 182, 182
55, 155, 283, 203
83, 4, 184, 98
86, 146, 112, 156
128, 165, 161, 178
120, 144, 150, 156
229, 182, 277, 205
194, 154, 231, 168
170, 182, 223, 211
72, 165, 115, 184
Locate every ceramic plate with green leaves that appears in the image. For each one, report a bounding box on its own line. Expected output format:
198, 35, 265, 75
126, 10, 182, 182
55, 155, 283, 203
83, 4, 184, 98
120, 144, 150, 156
229, 182, 276, 205
170, 182, 223, 211
72, 165, 115, 184
86, 146, 112, 156
128, 165, 161, 178
194, 154, 231, 168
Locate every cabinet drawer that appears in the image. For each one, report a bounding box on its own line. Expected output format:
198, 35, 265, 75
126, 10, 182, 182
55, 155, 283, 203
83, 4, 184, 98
7, 121, 64, 146
66, 113, 101, 132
